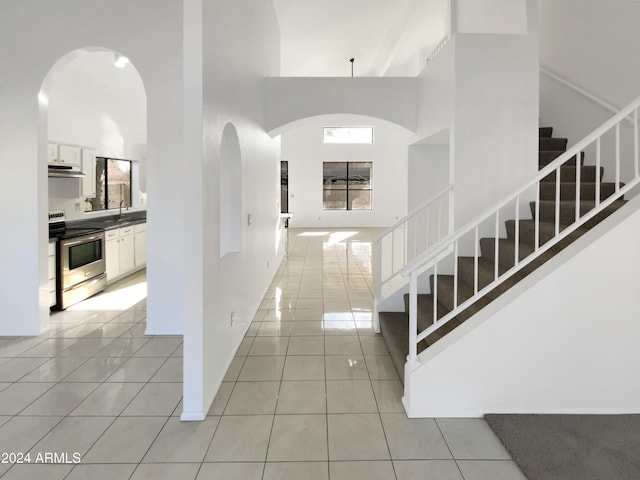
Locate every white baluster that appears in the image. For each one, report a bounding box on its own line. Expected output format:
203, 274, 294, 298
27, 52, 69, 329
409, 270, 418, 361
453, 241, 459, 309
596, 138, 601, 207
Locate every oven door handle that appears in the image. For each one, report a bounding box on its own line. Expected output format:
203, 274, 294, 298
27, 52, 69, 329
62, 234, 104, 247
65, 273, 106, 292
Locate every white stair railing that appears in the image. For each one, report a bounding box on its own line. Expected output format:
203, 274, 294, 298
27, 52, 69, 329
402, 95, 640, 362
375, 185, 453, 303
425, 34, 450, 66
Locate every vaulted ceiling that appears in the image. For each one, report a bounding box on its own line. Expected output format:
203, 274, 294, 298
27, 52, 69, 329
273, 0, 449, 77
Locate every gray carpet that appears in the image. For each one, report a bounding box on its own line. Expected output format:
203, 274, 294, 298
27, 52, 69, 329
485, 414, 640, 480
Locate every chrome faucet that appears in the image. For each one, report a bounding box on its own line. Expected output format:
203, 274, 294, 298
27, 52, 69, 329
118, 200, 128, 220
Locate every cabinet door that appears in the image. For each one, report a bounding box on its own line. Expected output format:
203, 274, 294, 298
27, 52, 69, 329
58, 145, 82, 167
106, 238, 120, 282
134, 230, 147, 268
81, 149, 96, 198
47, 143, 58, 163
119, 234, 135, 276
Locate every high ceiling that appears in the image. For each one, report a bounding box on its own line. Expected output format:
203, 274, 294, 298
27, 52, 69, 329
273, 0, 448, 77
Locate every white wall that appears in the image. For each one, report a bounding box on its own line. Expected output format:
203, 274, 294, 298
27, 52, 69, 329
265, 77, 418, 135
180, 0, 283, 420
453, 32, 539, 229
0, 0, 184, 336
281, 115, 410, 228
408, 142, 450, 211
540, 0, 640, 114
456, 0, 527, 34
403, 195, 640, 417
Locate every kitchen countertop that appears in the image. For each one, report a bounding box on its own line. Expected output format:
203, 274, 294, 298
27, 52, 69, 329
68, 212, 147, 231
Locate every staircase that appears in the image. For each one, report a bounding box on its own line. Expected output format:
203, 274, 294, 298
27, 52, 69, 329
379, 126, 629, 382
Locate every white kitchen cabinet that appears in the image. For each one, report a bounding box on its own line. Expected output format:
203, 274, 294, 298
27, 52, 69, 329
134, 223, 147, 269
81, 149, 96, 198
120, 229, 135, 274
48, 241, 57, 307
57, 144, 82, 168
48, 142, 84, 170
105, 225, 136, 283
105, 235, 120, 282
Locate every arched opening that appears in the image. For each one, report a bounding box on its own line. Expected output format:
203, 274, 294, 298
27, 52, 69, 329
219, 122, 242, 257
39, 47, 147, 320
277, 113, 413, 229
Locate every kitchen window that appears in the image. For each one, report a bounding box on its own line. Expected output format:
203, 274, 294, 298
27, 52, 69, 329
84, 157, 132, 212
323, 127, 373, 144
323, 161, 372, 210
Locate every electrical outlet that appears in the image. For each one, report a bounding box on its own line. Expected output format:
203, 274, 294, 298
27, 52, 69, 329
230, 311, 236, 327
75, 201, 81, 212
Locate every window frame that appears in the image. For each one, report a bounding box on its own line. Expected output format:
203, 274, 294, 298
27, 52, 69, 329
322, 161, 373, 211
84, 157, 133, 213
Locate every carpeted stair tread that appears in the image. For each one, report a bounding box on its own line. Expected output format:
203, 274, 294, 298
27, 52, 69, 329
538, 127, 553, 138
542, 165, 604, 183
479, 238, 536, 268
428, 274, 475, 312
539, 137, 568, 150
458, 256, 510, 292
539, 181, 620, 201
539, 151, 584, 168
505, 219, 558, 247
505, 219, 591, 247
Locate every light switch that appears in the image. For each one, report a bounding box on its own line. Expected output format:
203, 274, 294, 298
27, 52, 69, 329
247, 214, 253, 226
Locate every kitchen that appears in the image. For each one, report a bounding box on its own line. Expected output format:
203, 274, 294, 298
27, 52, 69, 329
47, 50, 148, 313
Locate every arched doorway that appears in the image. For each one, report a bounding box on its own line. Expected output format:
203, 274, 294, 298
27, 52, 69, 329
40, 47, 147, 322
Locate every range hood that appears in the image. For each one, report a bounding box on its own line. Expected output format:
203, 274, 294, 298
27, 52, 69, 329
48, 165, 85, 178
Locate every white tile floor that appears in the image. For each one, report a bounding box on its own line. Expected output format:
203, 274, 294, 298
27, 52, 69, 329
0, 228, 527, 479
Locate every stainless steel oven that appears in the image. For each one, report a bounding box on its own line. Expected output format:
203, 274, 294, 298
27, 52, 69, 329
59, 231, 107, 309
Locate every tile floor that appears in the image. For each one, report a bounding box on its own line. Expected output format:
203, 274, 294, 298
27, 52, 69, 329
0, 228, 526, 479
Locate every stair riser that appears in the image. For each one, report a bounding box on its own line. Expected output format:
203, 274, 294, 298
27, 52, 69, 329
530, 202, 597, 225
539, 151, 584, 167
537, 201, 626, 227
505, 220, 555, 247
402, 293, 451, 334
479, 238, 533, 269
539, 182, 619, 201
428, 276, 473, 313
540, 137, 568, 150
539, 127, 553, 138
542, 166, 603, 183
457, 258, 500, 292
